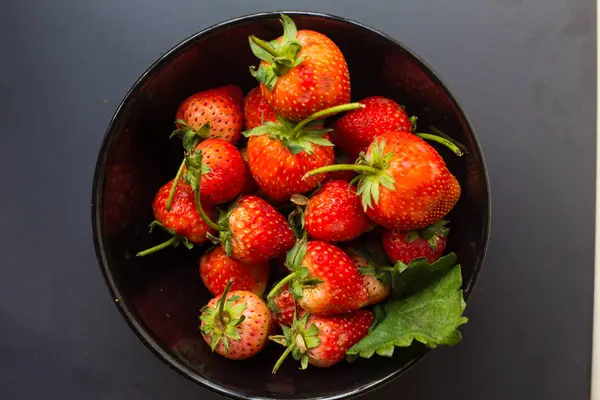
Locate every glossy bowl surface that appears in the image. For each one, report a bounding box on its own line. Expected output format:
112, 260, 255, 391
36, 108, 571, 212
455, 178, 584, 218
91, 11, 491, 400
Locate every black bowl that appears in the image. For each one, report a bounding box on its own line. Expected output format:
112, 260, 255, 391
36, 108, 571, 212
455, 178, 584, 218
91, 10, 491, 400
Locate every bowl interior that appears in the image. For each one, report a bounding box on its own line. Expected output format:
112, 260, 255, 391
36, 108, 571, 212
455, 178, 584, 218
93, 12, 490, 400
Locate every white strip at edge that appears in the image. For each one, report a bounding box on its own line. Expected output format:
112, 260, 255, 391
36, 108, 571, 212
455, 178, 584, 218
592, 1, 599, 398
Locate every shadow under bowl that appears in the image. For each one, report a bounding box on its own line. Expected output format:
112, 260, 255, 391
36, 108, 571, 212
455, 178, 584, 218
91, 10, 491, 400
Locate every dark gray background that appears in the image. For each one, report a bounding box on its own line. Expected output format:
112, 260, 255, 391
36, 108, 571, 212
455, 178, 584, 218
0, 0, 595, 399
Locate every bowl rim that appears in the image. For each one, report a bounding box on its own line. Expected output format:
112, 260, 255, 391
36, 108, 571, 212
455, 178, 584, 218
91, 10, 491, 400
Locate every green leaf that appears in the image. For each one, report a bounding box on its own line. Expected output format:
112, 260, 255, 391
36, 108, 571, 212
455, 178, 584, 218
249, 64, 278, 91
224, 239, 232, 257
347, 265, 468, 358
370, 179, 380, 205
410, 115, 418, 132
290, 280, 304, 299
280, 14, 297, 42
288, 142, 311, 155
304, 136, 334, 147
358, 178, 375, 211
285, 235, 308, 270
201, 164, 212, 175
248, 37, 275, 63
210, 334, 221, 351
243, 124, 275, 138
359, 266, 376, 276
392, 253, 457, 299
300, 355, 309, 370
370, 304, 387, 332
304, 335, 320, 349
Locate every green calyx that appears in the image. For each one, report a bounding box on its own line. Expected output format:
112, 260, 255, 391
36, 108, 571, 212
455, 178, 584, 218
348, 242, 394, 285
249, 14, 304, 91
267, 233, 322, 301
242, 103, 363, 155
205, 197, 247, 257
199, 280, 247, 353
303, 138, 396, 211
269, 311, 321, 373
136, 220, 194, 257
171, 120, 211, 150
166, 121, 211, 211
179, 149, 220, 233
405, 220, 450, 249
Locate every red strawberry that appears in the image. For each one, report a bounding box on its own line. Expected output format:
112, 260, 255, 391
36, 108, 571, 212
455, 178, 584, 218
199, 246, 270, 296
346, 248, 391, 306
239, 147, 258, 194
270, 284, 304, 327
174, 85, 244, 144
188, 139, 245, 204
382, 220, 449, 264
330, 96, 412, 158
209, 195, 296, 263
268, 237, 368, 315
244, 101, 362, 202
304, 131, 461, 230
302, 180, 370, 242
246, 133, 334, 202
243, 86, 277, 130
249, 14, 351, 121
200, 282, 273, 360
270, 310, 373, 371
137, 179, 217, 256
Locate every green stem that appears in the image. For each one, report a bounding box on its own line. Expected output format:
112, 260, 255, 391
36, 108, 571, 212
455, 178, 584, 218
272, 344, 295, 374
193, 188, 221, 232
416, 133, 464, 157
217, 279, 235, 327
267, 272, 298, 300
136, 236, 178, 257
303, 164, 380, 180
291, 103, 364, 134
249, 35, 281, 58
166, 159, 186, 211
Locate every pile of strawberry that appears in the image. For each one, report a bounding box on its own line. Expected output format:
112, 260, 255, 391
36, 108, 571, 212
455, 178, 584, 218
137, 14, 469, 372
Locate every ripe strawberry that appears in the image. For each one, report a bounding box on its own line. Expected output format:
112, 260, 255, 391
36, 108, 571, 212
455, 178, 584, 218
243, 86, 277, 130
174, 85, 244, 144
302, 180, 370, 242
200, 281, 273, 360
268, 237, 368, 315
330, 96, 412, 159
345, 247, 392, 306
270, 284, 304, 327
249, 14, 350, 121
382, 220, 449, 264
244, 102, 362, 202
246, 132, 334, 202
199, 246, 270, 297
208, 195, 296, 263
270, 310, 373, 371
239, 147, 258, 194
188, 139, 245, 204
137, 179, 217, 256
304, 131, 461, 231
